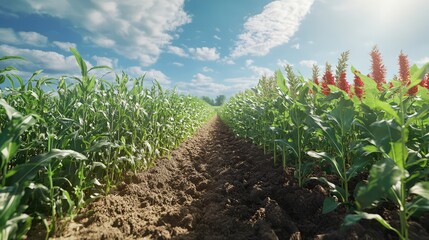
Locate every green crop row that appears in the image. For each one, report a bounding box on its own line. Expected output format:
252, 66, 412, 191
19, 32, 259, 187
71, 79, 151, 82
0, 50, 214, 239
221, 48, 429, 239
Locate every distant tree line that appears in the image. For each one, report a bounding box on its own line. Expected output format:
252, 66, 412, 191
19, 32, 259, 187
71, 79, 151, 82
201, 95, 226, 106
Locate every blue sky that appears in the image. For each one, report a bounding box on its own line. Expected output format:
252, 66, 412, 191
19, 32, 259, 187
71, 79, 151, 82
1, 0, 429, 98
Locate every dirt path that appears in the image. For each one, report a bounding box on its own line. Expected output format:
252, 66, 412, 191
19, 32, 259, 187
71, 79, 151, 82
55, 116, 429, 240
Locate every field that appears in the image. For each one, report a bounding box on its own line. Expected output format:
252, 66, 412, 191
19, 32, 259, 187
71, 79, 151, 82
1, 48, 429, 240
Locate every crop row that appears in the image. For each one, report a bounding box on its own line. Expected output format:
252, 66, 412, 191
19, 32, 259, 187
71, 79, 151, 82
0, 49, 214, 239
221, 47, 429, 239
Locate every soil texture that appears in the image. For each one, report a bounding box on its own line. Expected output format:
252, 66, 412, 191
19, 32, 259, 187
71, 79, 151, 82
53, 116, 429, 240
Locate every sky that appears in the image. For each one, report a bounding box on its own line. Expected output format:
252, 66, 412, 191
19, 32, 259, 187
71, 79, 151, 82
0, 0, 429, 98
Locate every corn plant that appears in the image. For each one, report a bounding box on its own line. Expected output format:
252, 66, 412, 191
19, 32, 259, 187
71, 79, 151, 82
0, 49, 214, 238
307, 92, 369, 212
275, 70, 314, 186
222, 48, 429, 239
345, 64, 429, 240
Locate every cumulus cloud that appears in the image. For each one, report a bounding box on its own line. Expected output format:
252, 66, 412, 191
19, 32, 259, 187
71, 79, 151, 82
221, 57, 235, 65
230, 0, 314, 58
202, 66, 213, 72
191, 73, 212, 83
53, 41, 77, 51
92, 56, 118, 68
145, 69, 171, 85
125, 66, 171, 85
245, 59, 273, 77
176, 73, 228, 97
168, 46, 189, 57
188, 47, 220, 61
3, 0, 192, 66
214, 35, 221, 40
0, 28, 48, 47
277, 59, 291, 67
181, 75, 258, 98
0, 44, 81, 73
299, 60, 318, 68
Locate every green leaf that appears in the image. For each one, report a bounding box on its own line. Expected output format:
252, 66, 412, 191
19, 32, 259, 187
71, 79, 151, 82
309, 114, 343, 154
405, 104, 429, 127
411, 62, 429, 80
276, 70, 288, 94
70, 48, 88, 79
322, 197, 340, 214
88, 65, 112, 72
344, 211, 401, 237
0, 99, 22, 120
314, 177, 346, 201
329, 98, 356, 133
410, 64, 419, 76
351, 66, 378, 94
0, 56, 25, 62
0, 184, 31, 240
0, 66, 17, 74
362, 145, 379, 154
355, 158, 403, 209
410, 182, 429, 200
389, 141, 408, 169
365, 120, 402, 158
276, 139, 298, 158
6, 149, 87, 184
373, 99, 400, 123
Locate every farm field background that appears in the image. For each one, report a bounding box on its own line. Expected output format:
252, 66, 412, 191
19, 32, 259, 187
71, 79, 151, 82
1, 1, 429, 240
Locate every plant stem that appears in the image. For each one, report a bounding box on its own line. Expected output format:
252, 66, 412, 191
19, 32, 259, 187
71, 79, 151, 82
398, 92, 408, 239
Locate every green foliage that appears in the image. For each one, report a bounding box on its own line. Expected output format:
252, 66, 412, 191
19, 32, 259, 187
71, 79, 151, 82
0, 50, 214, 238
221, 52, 429, 240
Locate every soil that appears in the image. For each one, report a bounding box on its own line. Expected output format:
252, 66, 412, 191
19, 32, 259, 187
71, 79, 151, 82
49, 116, 429, 240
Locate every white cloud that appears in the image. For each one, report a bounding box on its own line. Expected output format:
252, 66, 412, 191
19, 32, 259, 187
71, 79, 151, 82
244, 59, 273, 77
52, 41, 77, 51
215, 27, 221, 32
248, 65, 273, 77
0, 28, 48, 47
176, 73, 228, 97
202, 66, 213, 72
85, 36, 115, 48
221, 57, 235, 65
225, 59, 235, 65
125, 66, 171, 85
291, 43, 300, 49
168, 46, 188, 57
172, 62, 184, 67
145, 69, 171, 85
277, 59, 291, 67
214, 35, 221, 40
299, 60, 317, 68
221, 76, 261, 96
415, 57, 429, 65
188, 47, 220, 61
18, 31, 48, 47
92, 56, 117, 68
0, 44, 81, 73
0, 28, 19, 43
192, 73, 212, 83
230, 0, 314, 58
3, 0, 192, 66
